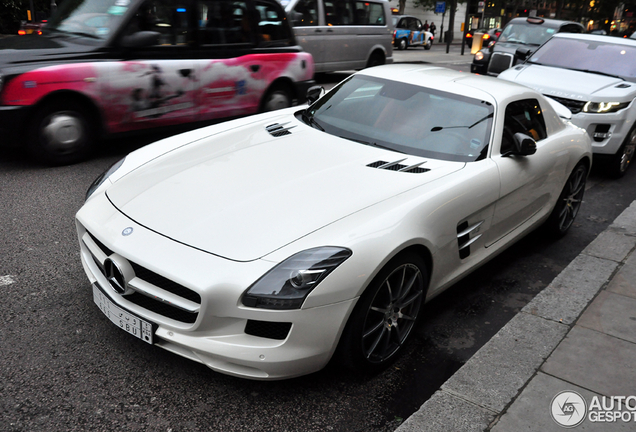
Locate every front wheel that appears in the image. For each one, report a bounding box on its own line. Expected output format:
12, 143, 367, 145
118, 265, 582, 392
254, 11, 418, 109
545, 162, 588, 237
606, 126, 636, 178
338, 252, 427, 375
27, 101, 94, 165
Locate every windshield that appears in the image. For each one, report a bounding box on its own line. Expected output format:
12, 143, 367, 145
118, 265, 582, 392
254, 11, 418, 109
498, 22, 556, 45
46, 0, 133, 39
529, 37, 636, 81
304, 75, 493, 162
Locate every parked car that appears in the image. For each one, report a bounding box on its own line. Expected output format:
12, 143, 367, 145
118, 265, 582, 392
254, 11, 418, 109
281, 0, 393, 72
392, 15, 433, 50
499, 33, 636, 177
77, 64, 591, 380
464, 27, 502, 50
0, 0, 314, 165
471, 17, 584, 76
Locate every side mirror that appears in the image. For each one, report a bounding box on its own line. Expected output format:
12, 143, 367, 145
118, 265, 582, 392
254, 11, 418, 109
515, 47, 533, 61
513, 132, 537, 156
121, 31, 160, 48
306, 85, 324, 105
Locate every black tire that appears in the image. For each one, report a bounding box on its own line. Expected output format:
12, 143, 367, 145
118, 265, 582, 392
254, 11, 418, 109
424, 38, 432, 50
260, 84, 292, 112
545, 162, 588, 237
398, 38, 408, 50
606, 126, 636, 178
366, 51, 385, 68
338, 252, 428, 375
27, 100, 94, 165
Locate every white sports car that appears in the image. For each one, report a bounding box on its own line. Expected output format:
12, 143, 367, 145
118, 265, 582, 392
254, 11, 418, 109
76, 65, 592, 380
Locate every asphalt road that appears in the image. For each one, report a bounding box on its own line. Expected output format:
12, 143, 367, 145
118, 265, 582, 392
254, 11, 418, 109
3, 70, 636, 431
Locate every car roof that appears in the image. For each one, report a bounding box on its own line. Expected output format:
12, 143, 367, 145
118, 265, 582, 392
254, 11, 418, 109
551, 32, 636, 46
506, 16, 583, 29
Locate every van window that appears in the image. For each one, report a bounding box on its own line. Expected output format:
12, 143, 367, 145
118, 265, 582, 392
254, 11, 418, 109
198, 0, 251, 46
291, 0, 318, 27
324, 0, 354, 26
356, 0, 385, 25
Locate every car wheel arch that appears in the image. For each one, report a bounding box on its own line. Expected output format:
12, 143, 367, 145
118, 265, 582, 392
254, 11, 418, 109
31, 90, 104, 136
259, 78, 296, 112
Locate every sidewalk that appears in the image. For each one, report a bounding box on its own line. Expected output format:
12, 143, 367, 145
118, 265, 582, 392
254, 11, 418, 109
396, 201, 636, 431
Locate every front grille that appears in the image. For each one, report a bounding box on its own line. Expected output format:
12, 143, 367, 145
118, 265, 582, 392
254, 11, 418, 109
488, 53, 513, 75
245, 320, 292, 340
546, 96, 586, 114
84, 229, 201, 324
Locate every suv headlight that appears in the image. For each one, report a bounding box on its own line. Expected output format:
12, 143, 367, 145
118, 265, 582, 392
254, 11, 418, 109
241, 247, 352, 310
583, 101, 629, 113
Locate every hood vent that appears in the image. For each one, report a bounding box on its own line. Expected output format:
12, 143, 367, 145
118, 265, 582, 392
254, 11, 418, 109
367, 159, 429, 173
616, 83, 631, 89
266, 122, 296, 137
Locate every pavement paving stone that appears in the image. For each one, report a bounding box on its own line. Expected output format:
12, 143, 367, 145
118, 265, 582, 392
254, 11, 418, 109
441, 312, 568, 413
582, 230, 636, 262
609, 201, 636, 233
541, 325, 636, 398
395, 390, 494, 432
606, 252, 636, 300
521, 254, 618, 325
577, 290, 636, 344
490, 372, 632, 431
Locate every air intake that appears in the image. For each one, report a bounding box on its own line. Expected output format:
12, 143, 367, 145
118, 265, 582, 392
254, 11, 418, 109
367, 159, 429, 173
266, 122, 296, 137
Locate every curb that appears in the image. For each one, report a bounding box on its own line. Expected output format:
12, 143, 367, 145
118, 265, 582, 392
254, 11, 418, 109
395, 201, 636, 431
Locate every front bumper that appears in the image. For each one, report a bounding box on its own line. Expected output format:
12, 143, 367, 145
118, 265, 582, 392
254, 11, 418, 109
0, 105, 31, 147
76, 193, 356, 380
570, 108, 635, 156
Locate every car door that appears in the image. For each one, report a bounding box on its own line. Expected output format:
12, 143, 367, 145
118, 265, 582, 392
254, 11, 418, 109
485, 98, 565, 246
288, 0, 324, 67
102, 0, 197, 134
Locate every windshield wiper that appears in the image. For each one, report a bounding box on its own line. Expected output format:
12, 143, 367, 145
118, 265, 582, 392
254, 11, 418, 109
301, 110, 324, 131
431, 113, 493, 131
343, 136, 405, 153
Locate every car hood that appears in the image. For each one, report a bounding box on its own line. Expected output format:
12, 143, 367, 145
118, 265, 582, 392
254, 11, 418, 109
0, 34, 102, 74
499, 64, 632, 100
106, 115, 465, 262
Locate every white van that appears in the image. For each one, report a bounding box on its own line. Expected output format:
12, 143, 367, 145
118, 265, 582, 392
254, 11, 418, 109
280, 0, 393, 73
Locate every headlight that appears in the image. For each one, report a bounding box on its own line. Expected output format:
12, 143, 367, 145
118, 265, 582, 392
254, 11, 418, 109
241, 247, 352, 310
582, 101, 629, 113
85, 157, 126, 200
474, 51, 485, 61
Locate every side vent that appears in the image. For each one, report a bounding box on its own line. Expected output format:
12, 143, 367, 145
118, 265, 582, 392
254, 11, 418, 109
367, 159, 429, 173
266, 122, 296, 137
457, 220, 484, 259
616, 83, 631, 89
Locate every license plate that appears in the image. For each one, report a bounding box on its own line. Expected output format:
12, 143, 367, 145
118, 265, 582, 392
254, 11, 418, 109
93, 284, 154, 344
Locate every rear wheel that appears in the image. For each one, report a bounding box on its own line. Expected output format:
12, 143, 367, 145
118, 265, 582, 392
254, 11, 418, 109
606, 126, 636, 178
366, 51, 385, 68
338, 252, 427, 374
397, 38, 407, 50
260, 84, 292, 112
27, 100, 95, 165
424, 38, 432, 50
545, 162, 588, 237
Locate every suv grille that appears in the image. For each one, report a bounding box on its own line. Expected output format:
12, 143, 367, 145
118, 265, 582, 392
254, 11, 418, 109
85, 231, 201, 324
546, 96, 586, 114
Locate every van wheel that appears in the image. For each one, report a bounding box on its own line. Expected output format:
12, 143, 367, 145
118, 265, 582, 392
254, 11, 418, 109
27, 100, 94, 165
366, 51, 385, 68
338, 252, 427, 375
261, 85, 292, 112
398, 38, 408, 50
607, 126, 636, 178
